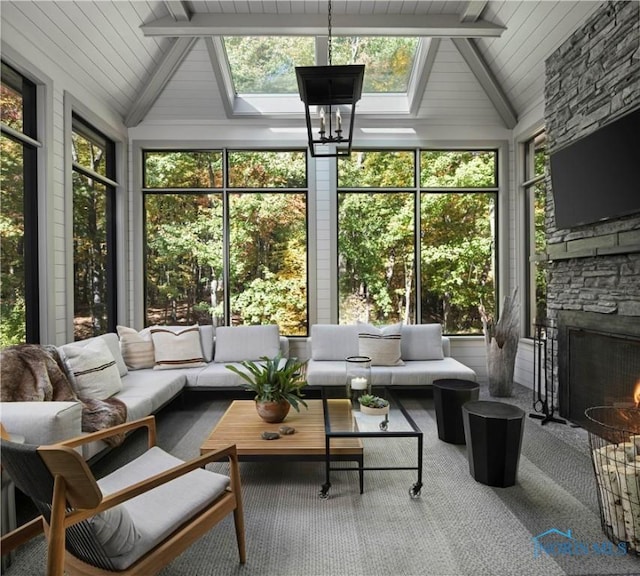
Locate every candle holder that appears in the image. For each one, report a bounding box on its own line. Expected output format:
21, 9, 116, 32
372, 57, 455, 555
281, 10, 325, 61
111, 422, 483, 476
346, 355, 371, 406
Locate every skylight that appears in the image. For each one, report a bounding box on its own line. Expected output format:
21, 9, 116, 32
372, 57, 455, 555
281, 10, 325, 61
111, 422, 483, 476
219, 35, 423, 117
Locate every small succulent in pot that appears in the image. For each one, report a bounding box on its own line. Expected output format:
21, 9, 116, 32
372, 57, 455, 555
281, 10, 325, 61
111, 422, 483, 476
358, 394, 389, 409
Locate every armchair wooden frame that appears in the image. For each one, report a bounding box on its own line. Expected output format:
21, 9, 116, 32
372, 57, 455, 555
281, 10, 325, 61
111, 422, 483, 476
1, 416, 246, 576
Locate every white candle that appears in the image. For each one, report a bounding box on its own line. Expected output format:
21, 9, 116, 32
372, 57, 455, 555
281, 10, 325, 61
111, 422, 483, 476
351, 377, 368, 390
319, 108, 326, 133
336, 108, 342, 131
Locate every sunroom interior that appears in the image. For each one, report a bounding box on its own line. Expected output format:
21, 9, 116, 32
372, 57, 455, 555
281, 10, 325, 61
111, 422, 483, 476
1, 0, 639, 390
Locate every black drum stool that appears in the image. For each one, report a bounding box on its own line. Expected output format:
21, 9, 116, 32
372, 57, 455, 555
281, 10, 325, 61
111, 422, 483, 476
462, 400, 525, 488
432, 379, 480, 444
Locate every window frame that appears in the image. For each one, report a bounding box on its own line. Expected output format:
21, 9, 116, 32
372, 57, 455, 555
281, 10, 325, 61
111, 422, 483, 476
336, 147, 499, 334
1, 61, 40, 343
71, 114, 118, 338
141, 148, 310, 337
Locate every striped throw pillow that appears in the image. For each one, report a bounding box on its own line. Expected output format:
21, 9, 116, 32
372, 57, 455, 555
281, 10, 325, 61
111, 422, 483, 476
358, 333, 404, 366
62, 338, 122, 399
117, 326, 155, 370
150, 325, 206, 370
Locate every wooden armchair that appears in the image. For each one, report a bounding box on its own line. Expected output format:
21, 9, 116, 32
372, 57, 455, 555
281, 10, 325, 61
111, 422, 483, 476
0, 416, 246, 576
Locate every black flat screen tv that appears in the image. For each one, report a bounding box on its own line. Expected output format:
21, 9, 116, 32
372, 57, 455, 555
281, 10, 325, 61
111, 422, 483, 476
549, 107, 640, 229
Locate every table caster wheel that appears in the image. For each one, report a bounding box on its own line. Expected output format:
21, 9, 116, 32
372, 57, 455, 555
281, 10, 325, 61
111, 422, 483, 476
319, 483, 331, 500
409, 483, 422, 499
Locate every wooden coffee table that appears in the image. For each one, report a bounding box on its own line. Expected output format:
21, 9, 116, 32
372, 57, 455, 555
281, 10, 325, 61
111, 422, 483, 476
200, 399, 364, 492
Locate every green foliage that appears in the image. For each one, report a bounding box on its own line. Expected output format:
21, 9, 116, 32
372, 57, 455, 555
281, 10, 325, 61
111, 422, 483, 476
228, 151, 306, 188
0, 296, 26, 347
226, 355, 308, 411
144, 151, 223, 188
358, 394, 389, 409
224, 37, 315, 93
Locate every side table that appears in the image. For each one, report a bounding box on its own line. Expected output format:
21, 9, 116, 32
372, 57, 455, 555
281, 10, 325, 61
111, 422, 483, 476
433, 379, 480, 444
462, 400, 525, 487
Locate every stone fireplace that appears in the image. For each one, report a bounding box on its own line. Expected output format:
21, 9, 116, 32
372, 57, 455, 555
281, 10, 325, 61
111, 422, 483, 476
544, 1, 640, 427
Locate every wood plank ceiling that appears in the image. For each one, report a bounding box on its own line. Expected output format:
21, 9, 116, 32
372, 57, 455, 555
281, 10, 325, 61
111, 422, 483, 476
1, 1, 603, 129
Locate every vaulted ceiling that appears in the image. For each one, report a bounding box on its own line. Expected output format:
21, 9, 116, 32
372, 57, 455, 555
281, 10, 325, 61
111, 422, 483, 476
1, 1, 603, 131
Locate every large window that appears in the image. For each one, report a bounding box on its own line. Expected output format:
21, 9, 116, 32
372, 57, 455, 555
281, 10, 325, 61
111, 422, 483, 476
143, 150, 308, 336
523, 131, 547, 337
338, 149, 497, 334
0, 62, 39, 345
72, 116, 117, 340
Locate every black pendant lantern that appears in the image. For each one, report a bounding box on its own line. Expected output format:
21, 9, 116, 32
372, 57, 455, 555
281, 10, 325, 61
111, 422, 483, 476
295, 1, 364, 157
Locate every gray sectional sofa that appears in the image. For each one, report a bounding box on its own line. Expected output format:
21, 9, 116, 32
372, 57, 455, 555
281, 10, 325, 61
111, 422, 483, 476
0, 324, 288, 461
305, 323, 477, 387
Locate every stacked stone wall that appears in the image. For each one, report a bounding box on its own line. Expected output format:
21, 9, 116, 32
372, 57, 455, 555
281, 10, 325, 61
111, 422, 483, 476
544, 0, 640, 324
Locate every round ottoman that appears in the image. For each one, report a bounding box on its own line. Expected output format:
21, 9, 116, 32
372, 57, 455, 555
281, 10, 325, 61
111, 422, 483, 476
433, 379, 480, 444
462, 400, 525, 488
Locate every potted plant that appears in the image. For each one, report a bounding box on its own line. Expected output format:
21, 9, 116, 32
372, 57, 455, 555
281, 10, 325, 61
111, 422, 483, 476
226, 355, 308, 423
358, 394, 390, 416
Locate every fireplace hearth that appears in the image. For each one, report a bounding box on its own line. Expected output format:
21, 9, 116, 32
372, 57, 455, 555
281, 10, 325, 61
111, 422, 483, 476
558, 311, 640, 430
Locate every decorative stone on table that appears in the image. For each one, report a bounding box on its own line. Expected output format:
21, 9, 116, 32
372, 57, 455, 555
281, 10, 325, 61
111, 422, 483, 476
279, 425, 295, 435
261, 431, 280, 440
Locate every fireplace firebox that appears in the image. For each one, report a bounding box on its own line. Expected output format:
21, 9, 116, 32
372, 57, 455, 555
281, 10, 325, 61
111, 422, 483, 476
558, 311, 640, 430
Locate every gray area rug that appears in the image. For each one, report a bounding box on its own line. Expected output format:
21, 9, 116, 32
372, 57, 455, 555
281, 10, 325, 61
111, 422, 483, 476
5, 384, 640, 576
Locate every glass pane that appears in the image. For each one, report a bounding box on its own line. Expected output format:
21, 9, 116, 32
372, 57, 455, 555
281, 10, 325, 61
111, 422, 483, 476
338, 151, 415, 188
421, 151, 497, 188
144, 151, 223, 188
73, 131, 107, 178
145, 194, 224, 326
0, 135, 26, 345
420, 193, 496, 334
338, 192, 415, 324
224, 36, 315, 94
228, 151, 306, 188
73, 173, 108, 339
0, 78, 23, 132
534, 132, 546, 178
534, 181, 547, 254
332, 37, 419, 93
229, 193, 307, 336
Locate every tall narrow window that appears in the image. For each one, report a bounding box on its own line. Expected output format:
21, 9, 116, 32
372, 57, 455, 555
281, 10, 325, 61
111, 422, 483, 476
337, 151, 416, 325
523, 131, 547, 336
420, 151, 497, 334
0, 62, 39, 344
72, 116, 116, 340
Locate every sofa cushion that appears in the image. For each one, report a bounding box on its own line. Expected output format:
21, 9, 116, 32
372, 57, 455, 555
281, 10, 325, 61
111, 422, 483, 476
61, 338, 122, 400
97, 446, 230, 570
310, 325, 360, 361
400, 324, 444, 360
390, 358, 476, 386
213, 325, 280, 362
150, 326, 206, 370
117, 326, 155, 370
358, 333, 404, 366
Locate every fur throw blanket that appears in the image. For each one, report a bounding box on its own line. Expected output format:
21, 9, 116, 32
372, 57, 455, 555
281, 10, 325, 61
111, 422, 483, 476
1, 344, 127, 447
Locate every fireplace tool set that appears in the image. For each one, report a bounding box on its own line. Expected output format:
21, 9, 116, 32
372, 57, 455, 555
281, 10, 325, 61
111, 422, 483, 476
529, 322, 567, 426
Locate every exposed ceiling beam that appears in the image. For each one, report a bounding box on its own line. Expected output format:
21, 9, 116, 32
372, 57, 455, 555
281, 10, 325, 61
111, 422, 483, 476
452, 37, 517, 129
206, 37, 235, 119
165, 1, 191, 22
460, 1, 488, 23
140, 13, 505, 38
125, 37, 198, 127
409, 38, 440, 117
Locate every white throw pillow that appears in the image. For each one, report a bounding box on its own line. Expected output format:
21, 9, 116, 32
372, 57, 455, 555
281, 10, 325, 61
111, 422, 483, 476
117, 326, 155, 370
61, 338, 122, 400
357, 321, 403, 336
400, 324, 444, 361
150, 325, 207, 370
66, 333, 129, 377
358, 333, 404, 366
214, 325, 280, 362
310, 325, 360, 361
